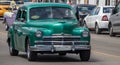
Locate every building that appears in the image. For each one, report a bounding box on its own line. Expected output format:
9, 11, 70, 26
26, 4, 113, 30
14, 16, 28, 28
10, 0, 120, 6
76, 0, 120, 6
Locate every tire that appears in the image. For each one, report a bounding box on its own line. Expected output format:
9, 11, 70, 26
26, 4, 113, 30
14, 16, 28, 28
59, 53, 66, 56
9, 38, 19, 56
109, 25, 115, 37
95, 24, 101, 34
79, 50, 90, 61
26, 39, 37, 61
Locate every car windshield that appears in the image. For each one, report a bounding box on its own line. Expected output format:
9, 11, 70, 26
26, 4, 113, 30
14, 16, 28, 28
103, 7, 114, 13
78, 5, 96, 14
30, 7, 75, 20
0, 2, 10, 5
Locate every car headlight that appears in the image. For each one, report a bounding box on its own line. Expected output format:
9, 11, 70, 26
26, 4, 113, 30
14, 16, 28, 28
82, 31, 89, 37
35, 31, 42, 37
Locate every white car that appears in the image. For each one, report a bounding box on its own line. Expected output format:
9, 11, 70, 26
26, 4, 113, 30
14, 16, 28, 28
84, 6, 114, 34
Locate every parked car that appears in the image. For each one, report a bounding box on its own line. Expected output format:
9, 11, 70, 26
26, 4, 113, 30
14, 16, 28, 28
0, 1, 24, 17
7, 3, 91, 61
0, 1, 11, 17
72, 4, 96, 26
109, 2, 120, 36
84, 6, 114, 34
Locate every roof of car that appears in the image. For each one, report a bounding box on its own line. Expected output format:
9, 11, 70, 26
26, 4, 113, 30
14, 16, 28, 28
20, 3, 72, 9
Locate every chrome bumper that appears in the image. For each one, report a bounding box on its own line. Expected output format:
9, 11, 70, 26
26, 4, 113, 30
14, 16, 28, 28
30, 41, 91, 52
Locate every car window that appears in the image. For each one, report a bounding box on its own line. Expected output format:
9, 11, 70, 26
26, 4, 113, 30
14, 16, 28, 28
91, 8, 97, 15
0, 2, 10, 5
103, 7, 114, 13
94, 7, 100, 15
116, 3, 120, 12
30, 7, 75, 20
21, 10, 27, 21
16, 9, 22, 21
77, 5, 96, 14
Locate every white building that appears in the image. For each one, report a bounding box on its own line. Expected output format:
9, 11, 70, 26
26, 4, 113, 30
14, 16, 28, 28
74, 0, 120, 6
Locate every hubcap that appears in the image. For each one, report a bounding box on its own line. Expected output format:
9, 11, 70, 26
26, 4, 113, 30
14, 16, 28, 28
27, 45, 30, 59
96, 25, 98, 33
110, 27, 113, 35
9, 41, 12, 53
9, 44, 12, 53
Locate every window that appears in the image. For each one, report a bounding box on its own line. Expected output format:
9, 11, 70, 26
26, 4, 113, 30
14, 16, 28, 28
91, 7, 100, 15
16, 9, 22, 21
30, 7, 75, 20
94, 7, 100, 15
116, 3, 120, 12
0, 2, 10, 5
105, 0, 110, 5
21, 11, 27, 21
103, 7, 114, 13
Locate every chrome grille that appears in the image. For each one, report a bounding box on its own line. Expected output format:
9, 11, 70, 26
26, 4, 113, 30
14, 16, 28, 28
43, 36, 80, 41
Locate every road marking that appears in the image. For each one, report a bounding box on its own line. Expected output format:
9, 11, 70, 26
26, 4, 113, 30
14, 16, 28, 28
93, 50, 120, 58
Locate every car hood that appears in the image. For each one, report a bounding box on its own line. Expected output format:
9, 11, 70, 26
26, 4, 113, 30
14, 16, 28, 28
25, 20, 79, 34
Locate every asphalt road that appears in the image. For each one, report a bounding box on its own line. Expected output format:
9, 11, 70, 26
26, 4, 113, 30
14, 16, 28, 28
0, 20, 120, 65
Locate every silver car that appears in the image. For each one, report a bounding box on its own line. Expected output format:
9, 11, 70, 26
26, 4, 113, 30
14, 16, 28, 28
109, 1, 120, 37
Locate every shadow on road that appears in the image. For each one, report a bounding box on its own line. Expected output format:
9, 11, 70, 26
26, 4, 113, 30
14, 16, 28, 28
90, 31, 120, 37
18, 54, 99, 62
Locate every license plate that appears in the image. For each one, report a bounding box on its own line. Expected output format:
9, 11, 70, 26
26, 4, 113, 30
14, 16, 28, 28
54, 45, 72, 51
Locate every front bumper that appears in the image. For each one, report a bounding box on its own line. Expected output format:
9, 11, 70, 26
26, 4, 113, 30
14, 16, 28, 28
30, 41, 90, 52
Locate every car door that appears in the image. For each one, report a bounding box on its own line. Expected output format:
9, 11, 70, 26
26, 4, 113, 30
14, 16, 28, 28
14, 8, 26, 51
85, 8, 96, 28
86, 7, 100, 28
112, 2, 120, 32
114, 3, 120, 32
90, 7, 100, 29
13, 9, 22, 50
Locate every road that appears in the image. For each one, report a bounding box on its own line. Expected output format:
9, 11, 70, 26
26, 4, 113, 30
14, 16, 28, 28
0, 20, 120, 65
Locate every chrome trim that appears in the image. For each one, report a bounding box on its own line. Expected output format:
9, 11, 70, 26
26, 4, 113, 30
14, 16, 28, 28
29, 45, 91, 51
52, 34, 72, 36
43, 36, 81, 38
35, 41, 89, 43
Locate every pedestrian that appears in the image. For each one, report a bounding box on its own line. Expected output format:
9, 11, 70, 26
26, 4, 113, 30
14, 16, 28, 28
67, 0, 72, 5
10, 0, 16, 11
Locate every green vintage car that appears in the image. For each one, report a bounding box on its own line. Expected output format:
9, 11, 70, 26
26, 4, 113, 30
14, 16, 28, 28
7, 3, 91, 61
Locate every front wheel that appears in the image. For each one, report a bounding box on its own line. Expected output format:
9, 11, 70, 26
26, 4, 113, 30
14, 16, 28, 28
26, 39, 37, 61
9, 38, 19, 56
79, 50, 90, 61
